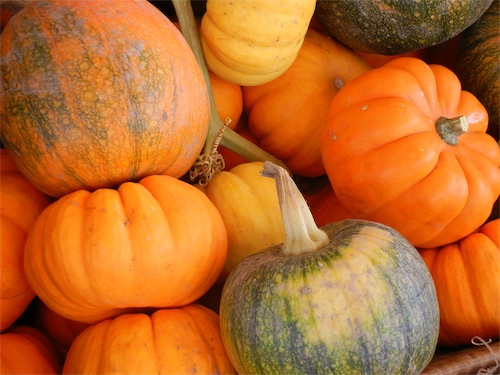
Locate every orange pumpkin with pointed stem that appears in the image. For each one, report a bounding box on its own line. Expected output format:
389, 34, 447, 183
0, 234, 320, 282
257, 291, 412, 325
24, 174, 228, 324
419, 219, 500, 347
321, 57, 500, 248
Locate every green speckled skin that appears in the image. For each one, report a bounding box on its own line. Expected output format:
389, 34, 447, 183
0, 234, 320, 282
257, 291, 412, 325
314, 0, 493, 54
220, 219, 439, 375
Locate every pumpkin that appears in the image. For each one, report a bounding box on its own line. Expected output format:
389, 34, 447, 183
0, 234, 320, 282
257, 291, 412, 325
320, 57, 500, 248
0, 325, 63, 374
243, 28, 372, 177
0, 0, 210, 198
0, 149, 52, 332
200, 0, 316, 86
198, 161, 285, 282
62, 304, 236, 374
314, 0, 494, 54
23, 174, 227, 324
454, 0, 499, 141
419, 219, 500, 347
33, 300, 90, 355
219, 161, 439, 375
209, 70, 243, 129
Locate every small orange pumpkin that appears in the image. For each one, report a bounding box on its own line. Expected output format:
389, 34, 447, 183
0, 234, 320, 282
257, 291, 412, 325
243, 28, 372, 177
24, 174, 228, 324
0, 325, 63, 374
62, 304, 236, 374
0, 149, 52, 332
419, 219, 500, 347
321, 57, 500, 248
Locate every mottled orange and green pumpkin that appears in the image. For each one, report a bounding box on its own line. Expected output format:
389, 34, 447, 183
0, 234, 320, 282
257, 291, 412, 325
0, 0, 210, 198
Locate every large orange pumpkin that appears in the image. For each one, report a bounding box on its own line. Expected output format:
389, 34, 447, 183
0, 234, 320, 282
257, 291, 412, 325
321, 57, 500, 248
419, 219, 500, 347
0, 149, 52, 332
62, 304, 236, 374
0, 0, 210, 198
0, 325, 63, 374
243, 28, 372, 177
24, 174, 228, 324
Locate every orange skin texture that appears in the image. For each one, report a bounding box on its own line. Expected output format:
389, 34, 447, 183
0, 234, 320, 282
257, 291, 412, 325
243, 28, 372, 177
321, 57, 500, 248
0, 150, 52, 332
0, 0, 210, 198
23, 175, 228, 325
0, 325, 63, 374
63, 305, 236, 374
419, 219, 500, 347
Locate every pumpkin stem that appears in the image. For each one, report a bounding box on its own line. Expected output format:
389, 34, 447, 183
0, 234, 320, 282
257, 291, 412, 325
261, 161, 329, 256
435, 115, 468, 146
172, 0, 289, 184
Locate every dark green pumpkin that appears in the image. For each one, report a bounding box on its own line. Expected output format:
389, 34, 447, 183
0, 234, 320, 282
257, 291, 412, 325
314, 0, 493, 55
454, 0, 499, 142
219, 162, 440, 375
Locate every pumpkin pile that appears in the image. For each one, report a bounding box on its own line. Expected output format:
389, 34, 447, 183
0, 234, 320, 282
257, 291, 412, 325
1, 0, 499, 373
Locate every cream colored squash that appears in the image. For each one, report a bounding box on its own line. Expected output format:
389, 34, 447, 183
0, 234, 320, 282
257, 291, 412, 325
200, 0, 316, 86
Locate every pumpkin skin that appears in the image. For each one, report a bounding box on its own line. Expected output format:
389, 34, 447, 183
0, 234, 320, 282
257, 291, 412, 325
62, 305, 236, 374
321, 57, 500, 248
198, 161, 285, 282
220, 219, 439, 374
419, 219, 500, 347
242, 28, 371, 177
200, 0, 316, 86
209, 70, 243, 129
0, 325, 63, 374
0, 0, 210, 198
0, 149, 52, 332
24, 174, 228, 324
454, 0, 499, 141
314, 0, 493, 54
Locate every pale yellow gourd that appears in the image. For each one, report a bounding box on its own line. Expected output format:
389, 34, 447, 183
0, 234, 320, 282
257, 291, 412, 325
200, 0, 316, 86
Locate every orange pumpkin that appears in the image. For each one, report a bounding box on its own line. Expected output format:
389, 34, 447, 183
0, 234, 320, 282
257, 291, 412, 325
321, 57, 500, 248
198, 161, 285, 282
24, 174, 228, 324
209, 69, 243, 130
0, 149, 52, 332
419, 219, 500, 347
34, 300, 90, 355
0, 0, 210, 198
62, 304, 236, 374
0, 325, 63, 374
243, 28, 372, 177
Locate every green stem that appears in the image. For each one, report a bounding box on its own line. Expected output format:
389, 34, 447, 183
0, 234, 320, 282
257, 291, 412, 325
261, 161, 329, 256
171, 0, 289, 171
435, 115, 468, 146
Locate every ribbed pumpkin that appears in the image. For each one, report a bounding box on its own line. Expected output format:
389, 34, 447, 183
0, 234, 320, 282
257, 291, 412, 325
0, 0, 210, 198
62, 305, 236, 374
242, 28, 372, 177
419, 219, 500, 347
454, 0, 499, 141
198, 161, 285, 282
321, 57, 500, 248
220, 162, 439, 375
0, 325, 63, 374
200, 0, 316, 86
0, 149, 52, 332
24, 174, 227, 324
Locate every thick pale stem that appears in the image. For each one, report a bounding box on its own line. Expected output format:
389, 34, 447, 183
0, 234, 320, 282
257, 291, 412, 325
261, 161, 329, 256
171, 0, 288, 171
435, 115, 468, 146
